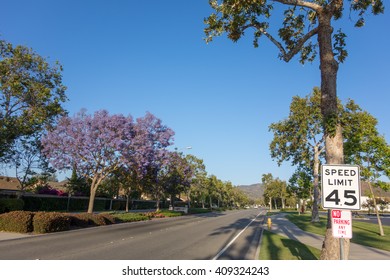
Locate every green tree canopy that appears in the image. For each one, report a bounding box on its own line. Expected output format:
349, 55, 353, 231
0, 39, 67, 160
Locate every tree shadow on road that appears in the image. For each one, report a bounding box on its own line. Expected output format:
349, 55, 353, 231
260, 230, 319, 260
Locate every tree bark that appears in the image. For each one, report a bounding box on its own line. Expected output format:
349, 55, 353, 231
126, 194, 130, 212
368, 182, 385, 236
156, 196, 161, 211
87, 186, 96, 214
317, 10, 349, 260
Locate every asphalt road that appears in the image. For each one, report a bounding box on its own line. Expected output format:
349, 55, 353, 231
0, 209, 265, 260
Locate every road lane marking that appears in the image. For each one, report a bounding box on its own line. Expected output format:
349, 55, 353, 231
212, 211, 265, 260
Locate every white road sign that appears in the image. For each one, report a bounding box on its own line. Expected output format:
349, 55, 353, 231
331, 209, 352, 239
321, 164, 361, 210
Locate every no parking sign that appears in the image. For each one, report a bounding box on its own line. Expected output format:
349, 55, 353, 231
331, 209, 352, 239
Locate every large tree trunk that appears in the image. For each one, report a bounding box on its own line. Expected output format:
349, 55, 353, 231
126, 193, 130, 212
87, 175, 104, 214
318, 10, 349, 260
187, 189, 191, 208
312, 145, 320, 222
88, 186, 97, 214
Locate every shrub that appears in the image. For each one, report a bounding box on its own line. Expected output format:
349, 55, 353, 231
68, 213, 116, 228
0, 211, 34, 233
99, 213, 116, 225
111, 212, 150, 223
158, 210, 183, 217
144, 211, 166, 219
88, 213, 111, 226
0, 198, 24, 213
33, 212, 71, 233
36, 185, 67, 196
68, 213, 92, 227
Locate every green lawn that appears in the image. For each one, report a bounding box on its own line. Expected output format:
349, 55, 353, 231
259, 229, 321, 260
286, 213, 390, 251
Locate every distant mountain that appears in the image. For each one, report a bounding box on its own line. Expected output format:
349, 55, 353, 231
237, 183, 265, 200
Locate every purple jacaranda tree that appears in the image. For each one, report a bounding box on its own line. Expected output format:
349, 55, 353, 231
124, 112, 175, 210
41, 109, 134, 213
115, 112, 175, 211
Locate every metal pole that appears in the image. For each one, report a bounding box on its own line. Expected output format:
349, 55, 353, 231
339, 238, 344, 260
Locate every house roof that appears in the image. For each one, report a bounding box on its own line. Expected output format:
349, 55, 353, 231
0, 176, 21, 190
0, 176, 68, 191
361, 181, 390, 198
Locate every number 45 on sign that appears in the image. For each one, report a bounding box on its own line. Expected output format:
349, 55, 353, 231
321, 165, 361, 210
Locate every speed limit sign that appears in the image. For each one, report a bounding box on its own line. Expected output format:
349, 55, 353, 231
321, 165, 361, 210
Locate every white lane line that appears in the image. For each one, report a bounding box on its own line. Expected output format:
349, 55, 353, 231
212, 211, 265, 260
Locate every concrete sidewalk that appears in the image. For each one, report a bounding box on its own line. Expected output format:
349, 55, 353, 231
264, 213, 390, 260
0, 231, 33, 241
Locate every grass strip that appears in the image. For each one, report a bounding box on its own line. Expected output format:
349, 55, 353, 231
259, 229, 321, 260
286, 213, 390, 251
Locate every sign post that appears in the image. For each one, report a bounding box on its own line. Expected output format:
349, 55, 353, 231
322, 164, 361, 260
331, 209, 353, 260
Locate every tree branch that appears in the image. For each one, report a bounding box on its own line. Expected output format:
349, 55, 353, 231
252, 23, 319, 62
273, 0, 322, 11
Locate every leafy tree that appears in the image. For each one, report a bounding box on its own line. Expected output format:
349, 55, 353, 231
162, 151, 193, 208
270, 89, 388, 224
42, 110, 134, 213
66, 165, 90, 197
127, 113, 175, 211
5, 132, 52, 196
269, 87, 324, 221
262, 173, 287, 210
0, 39, 67, 161
43, 110, 174, 213
262, 173, 275, 210
230, 185, 250, 208
343, 101, 390, 236
107, 167, 140, 211
377, 197, 390, 213
185, 154, 207, 208
205, 0, 384, 260
207, 175, 219, 209
288, 168, 312, 211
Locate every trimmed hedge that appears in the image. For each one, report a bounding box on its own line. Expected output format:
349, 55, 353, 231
68, 213, 116, 227
111, 212, 150, 223
33, 212, 72, 233
0, 198, 24, 213
0, 211, 34, 233
0, 209, 183, 234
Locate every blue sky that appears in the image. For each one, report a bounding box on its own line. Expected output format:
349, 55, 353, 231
1, 1, 389, 185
